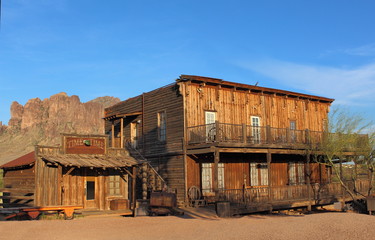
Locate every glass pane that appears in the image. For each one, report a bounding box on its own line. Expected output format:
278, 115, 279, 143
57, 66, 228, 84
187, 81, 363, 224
86, 181, 95, 200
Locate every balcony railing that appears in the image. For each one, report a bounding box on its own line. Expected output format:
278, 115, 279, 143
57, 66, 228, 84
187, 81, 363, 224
187, 122, 323, 147
216, 179, 371, 206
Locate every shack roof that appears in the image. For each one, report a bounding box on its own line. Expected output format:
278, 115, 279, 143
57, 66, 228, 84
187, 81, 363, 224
177, 75, 335, 103
0, 151, 35, 169
1, 151, 142, 169
40, 153, 141, 168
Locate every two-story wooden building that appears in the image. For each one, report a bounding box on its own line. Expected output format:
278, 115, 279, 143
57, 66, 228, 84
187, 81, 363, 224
104, 75, 369, 213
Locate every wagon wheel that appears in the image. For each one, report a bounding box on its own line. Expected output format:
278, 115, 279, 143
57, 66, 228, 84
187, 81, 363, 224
188, 186, 202, 207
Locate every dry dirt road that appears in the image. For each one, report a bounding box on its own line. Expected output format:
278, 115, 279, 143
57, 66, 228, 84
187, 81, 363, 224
0, 211, 374, 240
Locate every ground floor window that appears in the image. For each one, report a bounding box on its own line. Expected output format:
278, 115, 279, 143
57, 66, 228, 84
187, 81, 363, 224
288, 162, 305, 185
108, 170, 122, 196
250, 163, 268, 186
201, 163, 224, 194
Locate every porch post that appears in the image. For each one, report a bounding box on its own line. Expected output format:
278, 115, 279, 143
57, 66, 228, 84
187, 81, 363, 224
111, 121, 115, 147
267, 151, 272, 205
306, 153, 312, 211
120, 117, 124, 148
213, 148, 219, 198
132, 166, 137, 217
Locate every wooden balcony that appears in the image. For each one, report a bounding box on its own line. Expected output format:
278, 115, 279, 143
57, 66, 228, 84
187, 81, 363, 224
187, 122, 323, 150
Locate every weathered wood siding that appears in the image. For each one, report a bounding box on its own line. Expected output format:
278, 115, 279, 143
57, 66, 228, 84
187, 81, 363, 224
148, 155, 185, 202
2, 166, 35, 206
35, 158, 60, 206
105, 84, 185, 202
186, 153, 329, 190
105, 84, 184, 155
183, 82, 330, 132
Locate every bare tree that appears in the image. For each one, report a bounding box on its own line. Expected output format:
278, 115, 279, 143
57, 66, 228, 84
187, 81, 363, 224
315, 107, 374, 209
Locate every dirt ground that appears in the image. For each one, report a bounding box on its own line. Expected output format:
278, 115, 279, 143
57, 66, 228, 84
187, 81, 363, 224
0, 209, 374, 240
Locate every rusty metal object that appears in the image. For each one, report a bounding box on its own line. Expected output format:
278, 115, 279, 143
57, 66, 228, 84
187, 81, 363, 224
149, 192, 176, 208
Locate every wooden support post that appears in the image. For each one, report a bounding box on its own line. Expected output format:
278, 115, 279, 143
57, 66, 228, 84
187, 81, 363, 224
305, 129, 310, 144
267, 151, 272, 204
242, 123, 247, 143
213, 149, 219, 198
111, 121, 115, 148
266, 125, 271, 144
306, 153, 312, 211
120, 117, 124, 148
132, 166, 137, 216
215, 121, 220, 142
286, 128, 290, 143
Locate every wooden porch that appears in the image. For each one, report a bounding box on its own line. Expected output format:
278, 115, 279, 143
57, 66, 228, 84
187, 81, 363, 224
215, 179, 371, 213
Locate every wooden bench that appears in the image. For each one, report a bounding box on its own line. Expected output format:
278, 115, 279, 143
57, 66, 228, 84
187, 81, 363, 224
0, 205, 83, 220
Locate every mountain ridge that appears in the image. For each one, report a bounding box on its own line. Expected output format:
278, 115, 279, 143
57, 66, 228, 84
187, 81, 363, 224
0, 93, 120, 165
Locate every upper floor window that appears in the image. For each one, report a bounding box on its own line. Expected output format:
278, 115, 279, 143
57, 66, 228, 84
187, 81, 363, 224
158, 111, 166, 142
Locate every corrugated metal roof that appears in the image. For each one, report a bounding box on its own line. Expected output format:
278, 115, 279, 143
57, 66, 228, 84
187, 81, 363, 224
0, 151, 35, 169
40, 153, 141, 168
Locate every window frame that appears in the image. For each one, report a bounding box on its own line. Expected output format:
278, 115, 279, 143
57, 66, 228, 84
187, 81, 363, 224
157, 110, 167, 142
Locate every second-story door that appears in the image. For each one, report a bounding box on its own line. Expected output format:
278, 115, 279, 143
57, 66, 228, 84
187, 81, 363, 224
205, 111, 216, 141
130, 122, 138, 148
251, 116, 261, 144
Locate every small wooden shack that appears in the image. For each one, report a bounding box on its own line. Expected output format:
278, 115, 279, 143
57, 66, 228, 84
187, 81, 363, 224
0, 134, 141, 210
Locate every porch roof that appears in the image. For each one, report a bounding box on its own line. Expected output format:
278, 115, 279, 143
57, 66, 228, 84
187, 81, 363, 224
40, 153, 141, 168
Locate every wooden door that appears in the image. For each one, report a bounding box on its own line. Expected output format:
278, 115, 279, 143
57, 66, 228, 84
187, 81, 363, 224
130, 122, 138, 148
85, 176, 98, 209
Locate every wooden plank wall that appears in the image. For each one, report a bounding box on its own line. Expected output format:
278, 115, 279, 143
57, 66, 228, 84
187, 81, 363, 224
142, 85, 184, 155
105, 85, 185, 202
148, 155, 185, 202
187, 153, 330, 190
104, 85, 184, 155
61, 168, 129, 210
184, 82, 330, 131
3, 166, 35, 206
61, 168, 84, 207
35, 158, 60, 206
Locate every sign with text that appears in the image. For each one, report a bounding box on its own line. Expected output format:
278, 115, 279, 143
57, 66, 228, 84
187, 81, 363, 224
64, 135, 107, 154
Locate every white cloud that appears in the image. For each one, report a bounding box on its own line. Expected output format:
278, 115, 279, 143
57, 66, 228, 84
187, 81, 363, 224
343, 43, 375, 57
238, 59, 375, 106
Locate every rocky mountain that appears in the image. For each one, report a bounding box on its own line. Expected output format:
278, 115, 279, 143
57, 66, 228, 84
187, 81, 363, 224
0, 93, 120, 165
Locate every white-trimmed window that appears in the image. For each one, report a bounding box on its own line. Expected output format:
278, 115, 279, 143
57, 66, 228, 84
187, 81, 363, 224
251, 116, 261, 144
250, 163, 268, 186
288, 162, 305, 185
158, 111, 166, 142
205, 111, 216, 141
201, 163, 225, 194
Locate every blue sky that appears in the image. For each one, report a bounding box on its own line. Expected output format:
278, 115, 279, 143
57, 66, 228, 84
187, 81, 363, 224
1, 0, 375, 129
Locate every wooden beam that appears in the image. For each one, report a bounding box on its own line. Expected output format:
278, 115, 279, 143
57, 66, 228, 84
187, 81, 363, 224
111, 121, 115, 148
213, 148, 219, 196
132, 166, 137, 217
120, 118, 124, 148
267, 151, 272, 204
306, 152, 312, 211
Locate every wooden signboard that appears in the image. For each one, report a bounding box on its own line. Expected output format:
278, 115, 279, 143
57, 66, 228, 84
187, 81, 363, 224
63, 135, 107, 154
